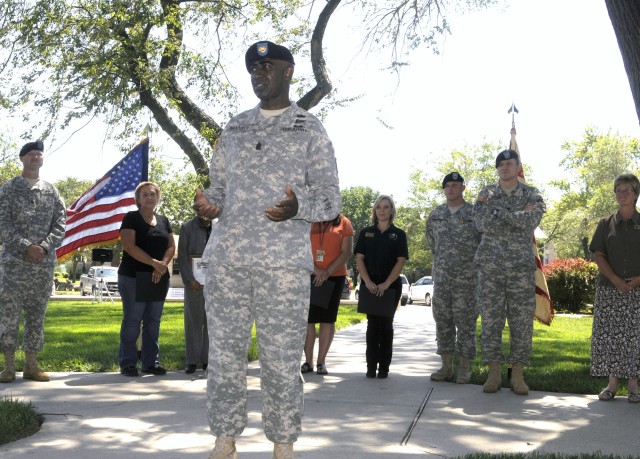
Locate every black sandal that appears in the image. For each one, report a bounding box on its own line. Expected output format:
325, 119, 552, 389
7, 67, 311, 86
300, 362, 313, 373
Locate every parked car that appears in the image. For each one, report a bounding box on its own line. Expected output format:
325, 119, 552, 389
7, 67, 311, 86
341, 276, 352, 300
399, 274, 409, 306
80, 266, 119, 296
355, 274, 409, 306
408, 276, 434, 306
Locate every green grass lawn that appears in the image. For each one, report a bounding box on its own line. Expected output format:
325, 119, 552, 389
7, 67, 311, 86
0, 396, 43, 446
4, 300, 364, 373
0, 303, 616, 451
469, 315, 608, 396
1, 301, 609, 395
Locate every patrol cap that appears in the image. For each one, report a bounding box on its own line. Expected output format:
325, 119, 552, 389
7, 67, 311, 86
442, 171, 464, 188
245, 41, 295, 73
495, 149, 520, 168
19, 140, 44, 157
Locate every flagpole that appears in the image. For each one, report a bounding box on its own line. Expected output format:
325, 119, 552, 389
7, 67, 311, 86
505, 104, 554, 326
508, 103, 519, 140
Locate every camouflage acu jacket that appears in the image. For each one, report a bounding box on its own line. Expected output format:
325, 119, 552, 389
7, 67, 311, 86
0, 176, 66, 266
426, 201, 480, 280
203, 102, 341, 270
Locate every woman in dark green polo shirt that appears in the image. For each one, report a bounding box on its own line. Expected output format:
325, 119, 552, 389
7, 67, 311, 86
589, 173, 640, 403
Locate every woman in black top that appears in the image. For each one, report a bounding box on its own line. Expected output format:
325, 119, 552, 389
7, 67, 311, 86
118, 181, 175, 377
354, 195, 408, 378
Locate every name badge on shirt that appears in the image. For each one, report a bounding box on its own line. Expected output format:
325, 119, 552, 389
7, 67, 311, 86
365, 232, 374, 237
316, 249, 325, 262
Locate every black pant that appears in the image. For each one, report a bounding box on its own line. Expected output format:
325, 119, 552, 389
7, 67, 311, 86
366, 314, 394, 372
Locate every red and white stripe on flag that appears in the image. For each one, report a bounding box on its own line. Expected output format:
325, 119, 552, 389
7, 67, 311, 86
55, 139, 149, 262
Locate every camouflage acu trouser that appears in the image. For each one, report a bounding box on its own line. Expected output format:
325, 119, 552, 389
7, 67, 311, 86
0, 259, 54, 352
205, 264, 309, 443
477, 267, 536, 365
432, 275, 478, 358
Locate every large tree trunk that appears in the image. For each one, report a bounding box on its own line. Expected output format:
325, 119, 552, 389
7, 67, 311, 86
606, 0, 640, 125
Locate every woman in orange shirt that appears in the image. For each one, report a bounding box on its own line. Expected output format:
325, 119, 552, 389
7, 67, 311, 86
301, 213, 354, 375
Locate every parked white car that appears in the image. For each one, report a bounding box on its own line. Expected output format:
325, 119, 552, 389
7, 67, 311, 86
399, 274, 409, 306
408, 276, 434, 306
80, 266, 119, 297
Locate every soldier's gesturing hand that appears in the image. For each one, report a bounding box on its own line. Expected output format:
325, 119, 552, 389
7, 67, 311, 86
194, 188, 220, 220
265, 184, 298, 222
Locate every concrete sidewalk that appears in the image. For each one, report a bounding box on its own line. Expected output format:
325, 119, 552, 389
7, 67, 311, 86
1, 305, 638, 458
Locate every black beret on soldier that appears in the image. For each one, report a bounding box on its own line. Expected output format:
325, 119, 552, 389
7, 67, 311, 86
442, 172, 464, 189
495, 149, 520, 168
19, 140, 44, 157
245, 41, 295, 73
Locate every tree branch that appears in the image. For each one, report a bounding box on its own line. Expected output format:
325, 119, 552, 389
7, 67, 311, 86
297, 0, 341, 110
115, 16, 209, 176
160, 0, 222, 149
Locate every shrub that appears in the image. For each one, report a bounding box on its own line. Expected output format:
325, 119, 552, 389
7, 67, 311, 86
543, 258, 598, 313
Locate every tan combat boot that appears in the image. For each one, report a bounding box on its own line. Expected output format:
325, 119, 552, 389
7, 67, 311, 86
455, 357, 471, 384
0, 351, 16, 383
23, 351, 50, 382
510, 363, 529, 395
208, 437, 238, 459
273, 443, 295, 459
430, 354, 454, 381
483, 361, 502, 393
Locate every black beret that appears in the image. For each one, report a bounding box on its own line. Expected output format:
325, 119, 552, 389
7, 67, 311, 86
245, 41, 295, 73
19, 140, 44, 157
495, 149, 519, 168
442, 171, 464, 188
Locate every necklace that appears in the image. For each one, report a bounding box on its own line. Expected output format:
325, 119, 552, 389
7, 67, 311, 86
317, 221, 331, 249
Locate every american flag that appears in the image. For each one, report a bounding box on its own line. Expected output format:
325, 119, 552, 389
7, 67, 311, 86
56, 139, 149, 262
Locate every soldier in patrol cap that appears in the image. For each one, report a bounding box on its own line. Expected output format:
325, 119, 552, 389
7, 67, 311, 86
194, 41, 341, 459
0, 140, 66, 383
426, 172, 480, 384
473, 149, 545, 395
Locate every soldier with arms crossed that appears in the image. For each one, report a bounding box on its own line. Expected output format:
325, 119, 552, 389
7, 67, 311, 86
473, 150, 545, 395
